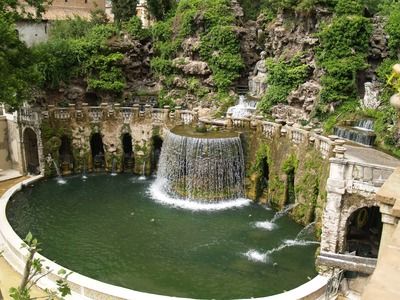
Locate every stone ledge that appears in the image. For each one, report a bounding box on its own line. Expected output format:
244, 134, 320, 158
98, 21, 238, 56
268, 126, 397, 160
376, 167, 400, 211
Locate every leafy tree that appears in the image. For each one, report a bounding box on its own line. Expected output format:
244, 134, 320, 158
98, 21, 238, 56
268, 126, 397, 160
1, 232, 72, 300
112, 0, 137, 23
147, 0, 176, 20
0, 0, 51, 109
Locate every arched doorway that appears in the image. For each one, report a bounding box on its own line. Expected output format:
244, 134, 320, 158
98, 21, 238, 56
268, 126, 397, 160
90, 133, 105, 170
24, 128, 40, 174
59, 135, 73, 173
23, 128, 40, 174
286, 168, 295, 204
151, 136, 163, 173
122, 133, 134, 172
345, 206, 382, 258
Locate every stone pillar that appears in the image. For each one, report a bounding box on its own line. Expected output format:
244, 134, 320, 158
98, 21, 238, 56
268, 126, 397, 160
47, 104, 55, 120
163, 105, 170, 122
68, 103, 76, 121
226, 112, 233, 129
192, 108, 199, 125
320, 146, 347, 253
133, 104, 140, 121
145, 104, 152, 119
175, 106, 182, 126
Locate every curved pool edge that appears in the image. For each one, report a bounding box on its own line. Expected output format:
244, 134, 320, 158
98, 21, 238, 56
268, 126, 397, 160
0, 176, 328, 300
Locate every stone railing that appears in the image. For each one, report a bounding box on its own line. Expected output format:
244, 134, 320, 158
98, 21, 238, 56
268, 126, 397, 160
261, 121, 281, 138
20, 104, 339, 161
20, 107, 41, 126
344, 161, 395, 194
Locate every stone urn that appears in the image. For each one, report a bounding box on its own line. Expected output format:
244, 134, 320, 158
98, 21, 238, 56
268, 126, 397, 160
390, 93, 400, 110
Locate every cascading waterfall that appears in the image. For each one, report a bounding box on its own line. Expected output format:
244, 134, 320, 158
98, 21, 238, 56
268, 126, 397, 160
49, 156, 66, 184
334, 119, 376, 146
226, 95, 257, 118
153, 130, 245, 203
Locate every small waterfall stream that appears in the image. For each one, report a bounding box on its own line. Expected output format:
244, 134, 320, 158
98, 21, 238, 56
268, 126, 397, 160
227, 95, 257, 118
50, 158, 66, 184
110, 157, 117, 176
334, 119, 376, 146
153, 130, 245, 203
139, 161, 146, 180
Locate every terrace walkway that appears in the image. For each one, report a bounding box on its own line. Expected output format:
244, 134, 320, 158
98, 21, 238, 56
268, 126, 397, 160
0, 176, 46, 300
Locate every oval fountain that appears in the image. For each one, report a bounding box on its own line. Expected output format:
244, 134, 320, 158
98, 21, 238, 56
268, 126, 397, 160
3, 127, 322, 299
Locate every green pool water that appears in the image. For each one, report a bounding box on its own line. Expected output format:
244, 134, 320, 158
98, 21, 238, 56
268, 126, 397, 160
7, 174, 318, 299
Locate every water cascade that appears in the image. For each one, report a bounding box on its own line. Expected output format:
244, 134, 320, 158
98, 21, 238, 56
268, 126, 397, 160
154, 130, 245, 203
139, 161, 146, 180
82, 161, 88, 180
245, 221, 318, 263
110, 157, 117, 176
254, 204, 296, 230
51, 158, 66, 184
334, 119, 376, 146
227, 95, 257, 118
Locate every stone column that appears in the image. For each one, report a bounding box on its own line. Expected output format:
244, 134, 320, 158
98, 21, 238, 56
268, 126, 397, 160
175, 106, 182, 126
320, 146, 347, 253
226, 112, 233, 129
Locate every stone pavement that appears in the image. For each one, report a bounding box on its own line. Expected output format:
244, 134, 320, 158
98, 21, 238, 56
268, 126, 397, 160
0, 176, 46, 300
345, 144, 400, 168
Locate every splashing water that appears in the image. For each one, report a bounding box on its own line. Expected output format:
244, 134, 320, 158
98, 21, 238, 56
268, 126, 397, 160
253, 204, 296, 231
50, 157, 66, 185
254, 221, 276, 231
138, 161, 146, 180
227, 95, 257, 118
244, 221, 318, 263
270, 204, 297, 223
110, 157, 117, 176
243, 250, 268, 263
149, 180, 250, 211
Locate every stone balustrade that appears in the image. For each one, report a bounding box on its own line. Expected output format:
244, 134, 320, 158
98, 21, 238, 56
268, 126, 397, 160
261, 121, 280, 138
344, 161, 395, 194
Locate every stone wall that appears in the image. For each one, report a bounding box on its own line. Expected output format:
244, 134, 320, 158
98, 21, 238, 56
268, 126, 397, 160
0, 116, 12, 170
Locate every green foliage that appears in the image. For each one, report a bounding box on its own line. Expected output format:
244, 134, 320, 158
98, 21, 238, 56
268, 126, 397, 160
258, 55, 310, 112
147, 0, 177, 20
150, 0, 244, 91
86, 53, 125, 92
33, 21, 124, 93
49, 17, 94, 40
123, 16, 150, 40
0, 13, 40, 109
112, 0, 137, 23
9, 232, 72, 300
385, 3, 400, 57
334, 0, 364, 15
282, 154, 298, 174
316, 13, 372, 110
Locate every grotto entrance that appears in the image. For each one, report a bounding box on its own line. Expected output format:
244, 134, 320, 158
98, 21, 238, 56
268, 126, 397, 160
90, 133, 105, 171
151, 136, 163, 173
345, 206, 382, 258
122, 133, 134, 172
23, 128, 40, 174
59, 135, 73, 174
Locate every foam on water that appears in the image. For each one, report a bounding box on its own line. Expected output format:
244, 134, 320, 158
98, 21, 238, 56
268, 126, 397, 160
254, 220, 276, 231
243, 249, 268, 263
149, 180, 250, 211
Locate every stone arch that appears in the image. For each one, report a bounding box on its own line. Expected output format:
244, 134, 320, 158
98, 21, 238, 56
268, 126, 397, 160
90, 132, 105, 170
59, 135, 73, 174
23, 127, 40, 174
151, 135, 163, 173
336, 193, 379, 253
343, 205, 382, 258
121, 132, 134, 172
